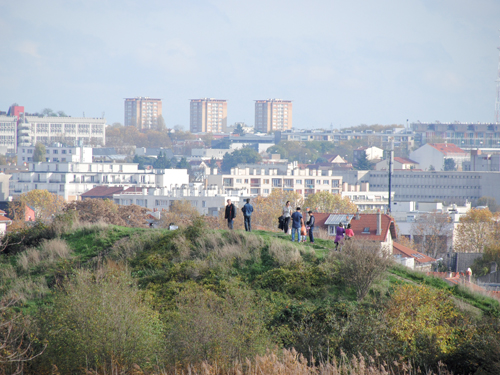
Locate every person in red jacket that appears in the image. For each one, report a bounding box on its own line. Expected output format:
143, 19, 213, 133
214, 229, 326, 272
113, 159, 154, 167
345, 223, 354, 239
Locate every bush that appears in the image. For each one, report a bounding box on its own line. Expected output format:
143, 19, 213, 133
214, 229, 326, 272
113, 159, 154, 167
34, 265, 164, 373
335, 239, 393, 300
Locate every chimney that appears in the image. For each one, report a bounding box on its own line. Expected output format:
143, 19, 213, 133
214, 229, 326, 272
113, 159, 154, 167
376, 209, 381, 235
355, 209, 360, 220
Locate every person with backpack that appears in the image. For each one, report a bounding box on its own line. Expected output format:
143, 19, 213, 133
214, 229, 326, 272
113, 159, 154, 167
241, 198, 254, 232
224, 199, 236, 230
306, 210, 315, 243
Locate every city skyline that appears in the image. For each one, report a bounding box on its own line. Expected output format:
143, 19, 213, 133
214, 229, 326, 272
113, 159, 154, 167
1, 1, 500, 129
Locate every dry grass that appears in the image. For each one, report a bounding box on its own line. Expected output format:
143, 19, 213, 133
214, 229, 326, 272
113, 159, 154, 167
268, 238, 301, 266
16, 238, 72, 272
3, 276, 49, 302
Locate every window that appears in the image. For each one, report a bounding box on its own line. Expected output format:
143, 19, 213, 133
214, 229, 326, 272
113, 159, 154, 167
53, 150, 58, 154
236, 179, 242, 183
59, 184, 64, 192
263, 189, 270, 194
296, 179, 302, 184
362, 227, 370, 234
323, 180, 330, 185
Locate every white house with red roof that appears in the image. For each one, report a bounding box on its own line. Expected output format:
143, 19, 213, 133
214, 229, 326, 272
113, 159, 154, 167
409, 143, 469, 171
315, 210, 397, 253
0, 209, 12, 236
393, 242, 436, 271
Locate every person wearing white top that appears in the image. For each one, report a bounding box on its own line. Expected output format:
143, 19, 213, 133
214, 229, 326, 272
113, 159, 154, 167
282, 201, 292, 234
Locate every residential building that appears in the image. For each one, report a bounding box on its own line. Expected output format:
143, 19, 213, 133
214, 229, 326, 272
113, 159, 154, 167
190, 98, 227, 133
10, 162, 189, 201
393, 242, 436, 271
375, 157, 419, 170
112, 183, 247, 216
0, 210, 11, 236
254, 99, 292, 133
0, 115, 18, 154
18, 115, 106, 148
124, 97, 162, 130
462, 150, 500, 171
17, 144, 92, 166
314, 211, 396, 253
353, 146, 384, 162
410, 121, 500, 149
409, 143, 469, 171
206, 162, 342, 198
341, 182, 394, 212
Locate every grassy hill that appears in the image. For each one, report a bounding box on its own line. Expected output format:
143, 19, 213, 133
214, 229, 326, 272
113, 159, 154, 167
1, 218, 500, 374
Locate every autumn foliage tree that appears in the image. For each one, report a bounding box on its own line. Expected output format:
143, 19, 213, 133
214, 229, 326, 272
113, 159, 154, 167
252, 189, 304, 230
64, 199, 151, 227
411, 211, 452, 258
454, 208, 496, 253
304, 191, 357, 214
9, 190, 65, 225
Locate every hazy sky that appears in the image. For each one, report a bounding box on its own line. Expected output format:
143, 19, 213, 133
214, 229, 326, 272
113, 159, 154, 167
1, 0, 499, 129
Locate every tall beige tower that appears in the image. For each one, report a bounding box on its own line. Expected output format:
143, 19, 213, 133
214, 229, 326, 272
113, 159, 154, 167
124, 97, 162, 130
254, 99, 292, 133
190, 98, 227, 133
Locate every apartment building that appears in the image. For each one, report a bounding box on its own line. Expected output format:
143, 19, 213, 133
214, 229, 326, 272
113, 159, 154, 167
0, 115, 18, 153
18, 116, 106, 148
124, 97, 162, 130
190, 98, 227, 133
207, 163, 342, 198
17, 144, 92, 166
113, 183, 247, 216
411, 122, 500, 149
10, 162, 188, 201
254, 99, 292, 133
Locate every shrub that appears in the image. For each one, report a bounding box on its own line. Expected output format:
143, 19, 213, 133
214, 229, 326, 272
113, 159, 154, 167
335, 239, 393, 300
164, 283, 272, 368
268, 238, 301, 266
35, 265, 164, 373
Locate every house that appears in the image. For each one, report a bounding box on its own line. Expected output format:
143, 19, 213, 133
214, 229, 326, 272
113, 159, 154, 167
409, 143, 469, 171
393, 242, 436, 271
315, 211, 397, 253
375, 157, 419, 171
321, 154, 348, 164
81, 186, 126, 200
0, 209, 11, 236
353, 146, 384, 162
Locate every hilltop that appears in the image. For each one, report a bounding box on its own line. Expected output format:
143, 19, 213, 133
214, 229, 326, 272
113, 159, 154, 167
0, 217, 499, 374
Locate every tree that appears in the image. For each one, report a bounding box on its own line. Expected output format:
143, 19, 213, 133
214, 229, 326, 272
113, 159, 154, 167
64, 199, 151, 227
454, 208, 496, 253
33, 142, 46, 162
252, 189, 303, 230
355, 151, 372, 170
304, 191, 357, 213
156, 114, 166, 131
176, 157, 191, 170
429, 165, 436, 171
233, 123, 245, 136
411, 211, 452, 258
221, 148, 262, 172
444, 158, 456, 171
476, 196, 498, 212
9, 190, 65, 223
153, 151, 171, 169
158, 200, 201, 228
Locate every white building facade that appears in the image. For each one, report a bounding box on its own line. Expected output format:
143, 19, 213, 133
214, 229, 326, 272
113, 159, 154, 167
17, 144, 93, 166
10, 162, 188, 201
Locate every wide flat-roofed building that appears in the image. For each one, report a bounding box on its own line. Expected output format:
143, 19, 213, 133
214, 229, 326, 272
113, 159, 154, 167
254, 99, 292, 133
190, 98, 227, 133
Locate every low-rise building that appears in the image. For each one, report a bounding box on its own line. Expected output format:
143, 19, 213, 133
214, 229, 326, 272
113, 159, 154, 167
409, 143, 469, 171
375, 157, 419, 170
10, 162, 189, 201
17, 144, 92, 166
206, 162, 342, 198
112, 184, 248, 216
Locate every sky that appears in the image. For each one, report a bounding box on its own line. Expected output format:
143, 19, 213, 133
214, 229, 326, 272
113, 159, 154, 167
1, 0, 499, 129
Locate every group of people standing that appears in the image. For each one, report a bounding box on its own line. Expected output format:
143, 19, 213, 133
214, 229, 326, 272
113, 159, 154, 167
225, 198, 354, 250
282, 201, 315, 243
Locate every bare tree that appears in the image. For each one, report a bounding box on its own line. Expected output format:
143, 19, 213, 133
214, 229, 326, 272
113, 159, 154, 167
411, 211, 452, 258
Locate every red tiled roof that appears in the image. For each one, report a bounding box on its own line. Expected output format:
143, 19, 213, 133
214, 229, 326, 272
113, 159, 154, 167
123, 187, 143, 193
315, 212, 396, 242
429, 143, 467, 155
0, 215, 12, 222
81, 186, 125, 197
393, 242, 436, 263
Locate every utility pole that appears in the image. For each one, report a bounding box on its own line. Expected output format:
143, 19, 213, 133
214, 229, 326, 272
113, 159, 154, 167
496, 32, 500, 123
388, 139, 394, 214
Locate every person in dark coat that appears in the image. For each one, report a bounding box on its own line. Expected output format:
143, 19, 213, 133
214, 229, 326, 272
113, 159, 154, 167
306, 210, 315, 243
224, 199, 236, 230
